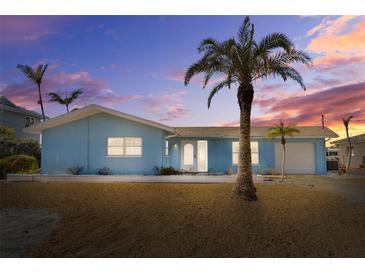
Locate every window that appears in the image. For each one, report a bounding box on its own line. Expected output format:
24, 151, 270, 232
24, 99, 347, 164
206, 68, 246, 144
232, 141, 259, 165
251, 141, 259, 165
232, 142, 239, 165
165, 140, 169, 156
25, 116, 35, 127
107, 137, 142, 157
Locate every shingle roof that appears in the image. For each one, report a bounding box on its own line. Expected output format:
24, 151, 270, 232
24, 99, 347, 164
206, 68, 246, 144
0, 96, 43, 118
331, 133, 365, 144
174, 126, 338, 138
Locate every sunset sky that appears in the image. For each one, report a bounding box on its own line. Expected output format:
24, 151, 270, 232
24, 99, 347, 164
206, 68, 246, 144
0, 15, 364, 140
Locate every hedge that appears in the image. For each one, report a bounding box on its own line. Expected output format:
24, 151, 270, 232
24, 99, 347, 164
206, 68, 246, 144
0, 139, 41, 162
0, 154, 39, 179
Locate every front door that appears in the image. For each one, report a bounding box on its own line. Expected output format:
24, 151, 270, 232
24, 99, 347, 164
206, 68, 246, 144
181, 140, 208, 172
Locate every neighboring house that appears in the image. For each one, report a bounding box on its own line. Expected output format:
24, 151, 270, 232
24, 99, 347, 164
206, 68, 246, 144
24, 104, 338, 175
331, 134, 365, 169
0, 96, 43, 141
326, 146, 339, 170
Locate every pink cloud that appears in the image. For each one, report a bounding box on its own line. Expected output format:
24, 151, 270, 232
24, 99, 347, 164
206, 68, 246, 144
0, 16, 71, 42
0, 70, 139, 117
216, 82, 365, 139
307, 16, 365, 71
140, 90, 189, 122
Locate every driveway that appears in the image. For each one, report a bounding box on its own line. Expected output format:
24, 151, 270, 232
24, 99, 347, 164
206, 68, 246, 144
286, 175, 365, 203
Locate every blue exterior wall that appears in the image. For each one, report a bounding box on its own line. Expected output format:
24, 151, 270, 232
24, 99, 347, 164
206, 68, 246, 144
166, 137, 327, 175
42, 113, 166, 175
41, 112, 327, 175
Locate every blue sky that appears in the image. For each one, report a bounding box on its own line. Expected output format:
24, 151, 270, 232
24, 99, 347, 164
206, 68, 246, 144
1, 16, 364, 137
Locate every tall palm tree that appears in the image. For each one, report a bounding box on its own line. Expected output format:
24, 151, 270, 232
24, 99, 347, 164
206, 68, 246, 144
342, 116, 354, 174
48, 89, 83, 113
184, 16, 311, 201
16, 64, 48, 121
267, 120, 300, 182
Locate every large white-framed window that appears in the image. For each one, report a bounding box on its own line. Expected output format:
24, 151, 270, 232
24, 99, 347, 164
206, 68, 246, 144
107, 137, 142, 157
232, 141, 259, 165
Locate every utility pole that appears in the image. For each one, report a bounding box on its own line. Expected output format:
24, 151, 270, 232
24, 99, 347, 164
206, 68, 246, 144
321, 114, 325, 129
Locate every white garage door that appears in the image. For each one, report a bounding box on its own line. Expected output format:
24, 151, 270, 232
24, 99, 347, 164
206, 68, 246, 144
275, 143, 315, 174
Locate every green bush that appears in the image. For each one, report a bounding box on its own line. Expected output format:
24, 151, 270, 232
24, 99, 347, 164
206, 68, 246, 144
0, 125, 15, 140
0, 154, 39, 179
154, 166, 182, 175
0, 139, 41, 162
96, 167, 112, 175
67, 166, 84, 175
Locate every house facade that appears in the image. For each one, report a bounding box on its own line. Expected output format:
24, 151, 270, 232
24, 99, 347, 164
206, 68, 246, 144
0, 96, 43, 141
24, 104, 338, 175
331, 134, 365, 170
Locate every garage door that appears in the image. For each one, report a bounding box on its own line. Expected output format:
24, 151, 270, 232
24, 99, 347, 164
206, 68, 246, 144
275, 143, 315, 174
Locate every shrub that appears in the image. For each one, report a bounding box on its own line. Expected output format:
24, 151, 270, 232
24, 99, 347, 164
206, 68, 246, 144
0, 154, 39, 179
154, 166, 182, 175
96, 167, 112, 175
67, 166, 84, 175
225, 167, 234, 175
0, 125, 15, 140
0, 139, 41, 163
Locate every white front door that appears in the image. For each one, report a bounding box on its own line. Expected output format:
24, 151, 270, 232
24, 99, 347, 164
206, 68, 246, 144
181, 140, 208, 172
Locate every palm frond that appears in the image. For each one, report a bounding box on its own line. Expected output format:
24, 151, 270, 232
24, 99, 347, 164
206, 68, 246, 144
207, 80, 230, 108
47, 92, 65, 104
70, 89, 83, 100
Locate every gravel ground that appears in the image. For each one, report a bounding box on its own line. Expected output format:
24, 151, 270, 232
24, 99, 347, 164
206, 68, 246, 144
0, 208, 60, 257
0, 181, 365, 257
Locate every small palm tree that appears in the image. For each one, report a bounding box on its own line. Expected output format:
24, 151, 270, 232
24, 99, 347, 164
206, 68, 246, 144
17, 64, 49, 121
184, 16, 311, 201
48, 89, 83, 113
267, 120, 300, 182
342, 116, 354, 174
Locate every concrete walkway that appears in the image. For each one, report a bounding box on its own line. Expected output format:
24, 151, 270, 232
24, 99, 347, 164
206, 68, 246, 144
6, 174, 239, 184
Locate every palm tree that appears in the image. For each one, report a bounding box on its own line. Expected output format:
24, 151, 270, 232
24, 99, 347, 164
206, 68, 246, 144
267, 120, 300, 182
48, 89, 83, 113
184, 16, 311, 201
342, 116, 354, 174
17, 64, 48, 121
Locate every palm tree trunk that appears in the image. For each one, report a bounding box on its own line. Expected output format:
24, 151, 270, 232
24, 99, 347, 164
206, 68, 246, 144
37, 83, 46, 121
233, 84, 257, 201
281, 144, 285, 182
66, 104, 69, 113
346, 127, 352, 175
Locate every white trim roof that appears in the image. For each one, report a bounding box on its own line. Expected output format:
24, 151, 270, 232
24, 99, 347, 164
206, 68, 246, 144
331, 133, 365, 144
23, 104, 175, 134
23, 104, 339, 138
0, 96, 43, 119
174, 126, 339, 138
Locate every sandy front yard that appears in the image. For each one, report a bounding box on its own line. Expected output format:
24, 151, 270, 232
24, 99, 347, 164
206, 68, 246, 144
1, 181, 365, 257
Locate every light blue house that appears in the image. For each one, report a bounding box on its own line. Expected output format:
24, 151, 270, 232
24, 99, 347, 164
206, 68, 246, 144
0, 96, 43, 141
24, 104, 338, 175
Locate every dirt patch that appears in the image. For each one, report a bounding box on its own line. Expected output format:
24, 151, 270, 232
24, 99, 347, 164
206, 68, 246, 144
1, 182, 365, 257
0, 208, 60, 257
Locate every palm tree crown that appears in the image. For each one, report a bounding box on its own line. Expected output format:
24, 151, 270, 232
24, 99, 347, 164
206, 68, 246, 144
48, 89, 83, 113
16, 64, 48, 86
17, 64, 49, 121
267, 120, 300, 145
184, 16, 311, 108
